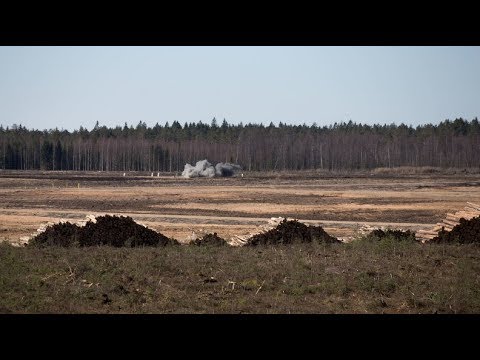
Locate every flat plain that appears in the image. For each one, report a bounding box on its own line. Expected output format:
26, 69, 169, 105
0, 170, 479, 244
2, 170, 480, 314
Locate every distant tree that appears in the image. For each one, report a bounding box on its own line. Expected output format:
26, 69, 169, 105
221, 118, 229, 130
40, 141, 53, 170
211, 117, 218, 129
0, 117, 479, 172
54, 140, 62, 170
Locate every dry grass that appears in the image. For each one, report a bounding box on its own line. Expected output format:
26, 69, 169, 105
1, 238, 480, 314
373, 166, 480, 175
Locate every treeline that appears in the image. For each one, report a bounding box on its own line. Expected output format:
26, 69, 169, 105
1, 117, 479, 172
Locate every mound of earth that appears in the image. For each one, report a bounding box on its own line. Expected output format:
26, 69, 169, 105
365, 229, 417, 242
78, 215, 178, 247
29, 222, 81, 247
191, 233, 228, 246
30, 215, 178, 247
431, 216, 480, 244
246, 219, 339, 246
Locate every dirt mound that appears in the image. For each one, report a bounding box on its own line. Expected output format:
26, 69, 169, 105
30, 215, 178, 247
78, 215, 178, 247
365, 229, 417, 242
431, 216, 480, 244
191, 233, 228, 246
29, 222, 81, 247
246, 219, 339, 246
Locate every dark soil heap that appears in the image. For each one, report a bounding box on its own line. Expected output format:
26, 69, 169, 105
190, 233, 228, 246
30, 215, 178, 247
246, 219, 340, 246
30, 222, 81, 247
431, 216, 480, 244
365, 229, 417, 242
78, 215, 178, 247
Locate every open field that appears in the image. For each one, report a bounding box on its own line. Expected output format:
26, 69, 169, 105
0, 170, 479, 244
2, 240, 480, 313
1, 170, 480, 313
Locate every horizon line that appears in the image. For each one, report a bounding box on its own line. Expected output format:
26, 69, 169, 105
1, 116, 479, 133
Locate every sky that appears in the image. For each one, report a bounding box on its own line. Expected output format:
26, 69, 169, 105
0, 46, 479, 131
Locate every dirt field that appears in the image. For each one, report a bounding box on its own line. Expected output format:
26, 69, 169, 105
1, 170, 479, 244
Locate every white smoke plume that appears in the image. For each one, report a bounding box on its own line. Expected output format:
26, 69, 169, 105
182, 160, 216, 178
182, 159, 242, 178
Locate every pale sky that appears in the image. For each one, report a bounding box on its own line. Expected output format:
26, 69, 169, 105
0, 46, 479, 131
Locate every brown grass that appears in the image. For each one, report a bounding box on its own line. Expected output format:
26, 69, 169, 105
373, 166, 480, 175
1, 239, 480, 313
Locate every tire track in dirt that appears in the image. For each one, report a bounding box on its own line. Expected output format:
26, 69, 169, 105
0, 207, 434, 226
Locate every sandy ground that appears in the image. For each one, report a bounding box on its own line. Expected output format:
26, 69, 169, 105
1, 170, 479, 243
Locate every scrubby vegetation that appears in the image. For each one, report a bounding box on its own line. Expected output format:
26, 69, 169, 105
362, 229, 417, 242
2, 237, 480, 313
190, 233, 228, 246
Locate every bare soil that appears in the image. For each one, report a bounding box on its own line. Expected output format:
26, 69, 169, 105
1, 170, 479, 243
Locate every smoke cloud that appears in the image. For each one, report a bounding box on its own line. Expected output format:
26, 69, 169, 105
182, 160, 216, 178
182, 159, 242, 178
215, 162, 242, 177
